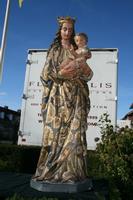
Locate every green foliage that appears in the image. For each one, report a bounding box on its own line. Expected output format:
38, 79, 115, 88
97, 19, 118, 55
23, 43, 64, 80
0, 144, 99, 176
0, 144, 40, 173
96, 113, 133, 199
87, 150, 101, 177
6, 194, 58, 200
1, 126, 133, 199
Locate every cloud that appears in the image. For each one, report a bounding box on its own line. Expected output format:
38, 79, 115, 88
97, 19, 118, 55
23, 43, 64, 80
0, 92, 7, 96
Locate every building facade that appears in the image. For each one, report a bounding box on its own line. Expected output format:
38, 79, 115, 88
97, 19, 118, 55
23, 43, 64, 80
122, 103, 133, 128
0, 106, 20, 144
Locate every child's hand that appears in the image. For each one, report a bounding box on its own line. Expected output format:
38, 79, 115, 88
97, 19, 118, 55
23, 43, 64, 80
70, 44, 74, 51
69, 45, 76, 55
84, 51, 92, 59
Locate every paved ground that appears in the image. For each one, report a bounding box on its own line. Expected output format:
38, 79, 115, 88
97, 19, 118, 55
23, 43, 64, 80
0, 172, 109, 199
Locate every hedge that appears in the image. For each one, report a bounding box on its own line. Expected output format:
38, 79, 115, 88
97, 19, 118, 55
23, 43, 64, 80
0, 144, 100, 176
0, 144, 121, 199
0, 144, 41, 173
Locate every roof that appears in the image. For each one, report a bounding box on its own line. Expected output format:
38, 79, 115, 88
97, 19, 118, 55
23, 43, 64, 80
0, 106, 20, 115
130, 103, 133, 109
122, 110, 133, 119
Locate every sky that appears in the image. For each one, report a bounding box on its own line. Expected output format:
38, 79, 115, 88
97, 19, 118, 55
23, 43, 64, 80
0, 0, 133, 119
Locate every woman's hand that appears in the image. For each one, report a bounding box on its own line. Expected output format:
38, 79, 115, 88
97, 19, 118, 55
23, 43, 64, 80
59, 59, 77, 78
60, 65, 77, 78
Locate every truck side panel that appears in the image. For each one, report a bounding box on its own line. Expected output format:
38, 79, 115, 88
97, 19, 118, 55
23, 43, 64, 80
18, 49, 118, 149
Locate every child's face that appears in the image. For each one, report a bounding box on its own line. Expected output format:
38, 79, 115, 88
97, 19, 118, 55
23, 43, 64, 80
75, 36, 87, 48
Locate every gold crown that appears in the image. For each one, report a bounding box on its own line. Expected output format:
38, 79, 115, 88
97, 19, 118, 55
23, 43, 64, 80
57, 16, 76, 25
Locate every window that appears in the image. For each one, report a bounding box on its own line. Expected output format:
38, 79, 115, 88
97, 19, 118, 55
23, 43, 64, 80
0, 112, 5, 119
7, 114, 13, 121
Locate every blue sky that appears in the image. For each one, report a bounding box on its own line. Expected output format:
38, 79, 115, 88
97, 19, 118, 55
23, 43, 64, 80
0, 0, 133, 119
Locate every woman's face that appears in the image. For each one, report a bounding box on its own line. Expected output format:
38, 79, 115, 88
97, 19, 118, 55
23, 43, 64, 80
61, 22, 73, 40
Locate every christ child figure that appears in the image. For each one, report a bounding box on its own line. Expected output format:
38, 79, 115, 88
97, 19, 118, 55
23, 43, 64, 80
60, 32, 92, 79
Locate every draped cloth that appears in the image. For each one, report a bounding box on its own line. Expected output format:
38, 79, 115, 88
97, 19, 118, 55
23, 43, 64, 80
33, 46, 93, 183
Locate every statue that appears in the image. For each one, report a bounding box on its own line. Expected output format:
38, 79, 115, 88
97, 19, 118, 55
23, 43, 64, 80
31, 16, 93, 193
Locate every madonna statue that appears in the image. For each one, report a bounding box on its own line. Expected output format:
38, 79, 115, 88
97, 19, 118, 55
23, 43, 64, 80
31, 16, 93, 192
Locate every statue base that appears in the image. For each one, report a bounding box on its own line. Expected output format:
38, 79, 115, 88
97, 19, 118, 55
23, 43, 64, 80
30, 179, 93, 193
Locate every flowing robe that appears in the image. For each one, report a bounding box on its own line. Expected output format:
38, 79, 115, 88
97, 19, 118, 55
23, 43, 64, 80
34, 46, 93, 182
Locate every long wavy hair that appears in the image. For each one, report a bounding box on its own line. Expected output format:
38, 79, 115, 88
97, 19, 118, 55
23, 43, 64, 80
47, 22, 77, 56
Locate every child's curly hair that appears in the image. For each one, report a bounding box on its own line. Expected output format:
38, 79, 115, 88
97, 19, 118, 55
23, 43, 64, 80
74, 33, 88, 43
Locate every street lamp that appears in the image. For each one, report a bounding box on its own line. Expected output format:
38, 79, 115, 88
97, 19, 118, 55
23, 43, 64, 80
0, 0, 11, 82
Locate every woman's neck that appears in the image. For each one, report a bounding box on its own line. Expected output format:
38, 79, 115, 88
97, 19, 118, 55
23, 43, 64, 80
61, 39, 71, 48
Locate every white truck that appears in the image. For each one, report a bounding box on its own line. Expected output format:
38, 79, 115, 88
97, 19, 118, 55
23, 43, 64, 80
18, 48, 118, 150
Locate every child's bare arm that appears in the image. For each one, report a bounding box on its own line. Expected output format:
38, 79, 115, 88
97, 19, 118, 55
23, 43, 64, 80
85, 51, 92, 59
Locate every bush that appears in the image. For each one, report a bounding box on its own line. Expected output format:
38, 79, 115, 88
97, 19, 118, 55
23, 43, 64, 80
1, 124, 132, 199
86, 150, 102, 177
0, 144, 41, 173
96, 113, 133, 199
0, 144, 100, 176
